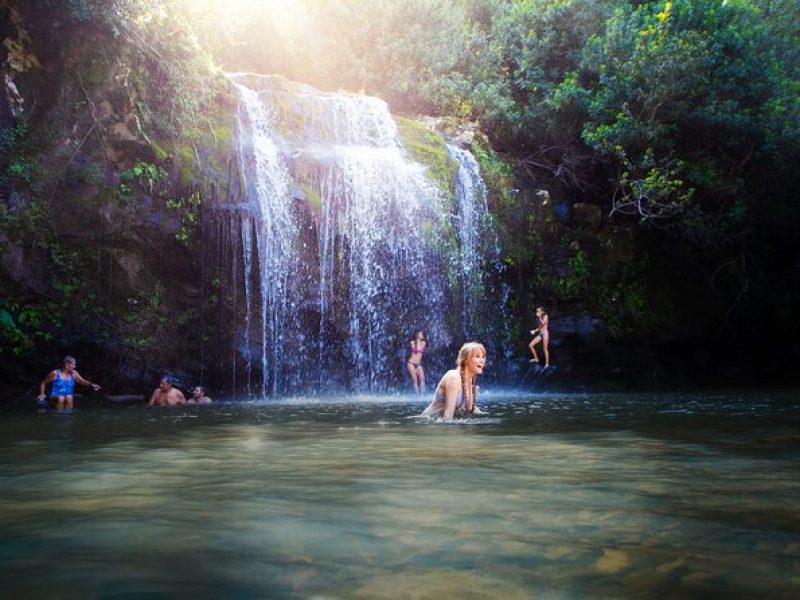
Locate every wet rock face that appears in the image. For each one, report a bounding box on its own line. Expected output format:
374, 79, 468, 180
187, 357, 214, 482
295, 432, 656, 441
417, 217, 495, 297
1, 241, 53, 297
550, 314, 604, 340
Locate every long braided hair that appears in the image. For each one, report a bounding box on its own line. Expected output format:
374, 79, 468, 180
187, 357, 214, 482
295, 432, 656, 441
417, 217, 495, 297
456, 342, 485, 413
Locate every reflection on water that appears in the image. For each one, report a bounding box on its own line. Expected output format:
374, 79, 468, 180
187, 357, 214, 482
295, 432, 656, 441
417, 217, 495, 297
1, 391, 799, 599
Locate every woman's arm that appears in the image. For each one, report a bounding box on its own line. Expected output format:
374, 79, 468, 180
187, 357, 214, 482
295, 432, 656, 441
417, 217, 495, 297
38, 371, 56, 399
74, 371, 101, 391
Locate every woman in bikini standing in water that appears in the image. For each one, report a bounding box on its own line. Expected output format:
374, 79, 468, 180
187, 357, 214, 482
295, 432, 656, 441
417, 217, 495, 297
406, 330, 427, 394
420, 342, 486, 421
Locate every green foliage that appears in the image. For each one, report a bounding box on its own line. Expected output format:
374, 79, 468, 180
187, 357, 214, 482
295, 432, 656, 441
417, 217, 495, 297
554, 250, 590, 301
471, 143, 514, 186
114, 182, 134, 205
0, 301, 58, 356
120, 284, 169, 355
595, 258, 666, 338
0, 307, 30, 356
165, 191, 202, 246
114, 161, 167, 212
606, 146, 695, 226
1, 123, 40, 187
7, 161, 32, 182
580, 0, 798, 246
470, 141, 534, 261
475, 0, 613, 146
121, 160, 166, 193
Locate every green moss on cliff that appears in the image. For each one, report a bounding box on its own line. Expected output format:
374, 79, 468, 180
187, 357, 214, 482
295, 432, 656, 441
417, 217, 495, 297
395, 117, 458, 198
212, 125, 232, 147
150, 139, 168, 161
179, 145, 196, 187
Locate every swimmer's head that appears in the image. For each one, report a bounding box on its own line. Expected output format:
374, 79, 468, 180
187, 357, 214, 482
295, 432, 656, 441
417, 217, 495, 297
456, 342, 486, 369
62, 355, 76, 369
159, 375, 174, 388
192, 385, 205, 396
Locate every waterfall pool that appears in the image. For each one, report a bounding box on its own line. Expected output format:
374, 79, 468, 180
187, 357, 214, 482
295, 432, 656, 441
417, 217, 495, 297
1, 390, 798, 598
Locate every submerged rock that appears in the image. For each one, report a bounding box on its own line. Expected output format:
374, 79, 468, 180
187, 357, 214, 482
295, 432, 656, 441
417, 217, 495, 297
594, 548, 631, 574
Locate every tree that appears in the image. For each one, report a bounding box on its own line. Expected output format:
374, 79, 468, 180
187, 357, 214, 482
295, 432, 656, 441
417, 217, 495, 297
580, 0, 797, 248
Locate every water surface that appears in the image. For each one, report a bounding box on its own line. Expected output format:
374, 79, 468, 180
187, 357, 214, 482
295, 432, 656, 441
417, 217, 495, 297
1, 391, 798, 598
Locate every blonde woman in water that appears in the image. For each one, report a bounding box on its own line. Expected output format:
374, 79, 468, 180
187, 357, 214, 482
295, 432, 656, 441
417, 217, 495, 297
420, 342, 486, 421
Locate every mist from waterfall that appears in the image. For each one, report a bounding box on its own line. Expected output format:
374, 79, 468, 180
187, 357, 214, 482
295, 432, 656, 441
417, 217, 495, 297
225, 74, 505, 396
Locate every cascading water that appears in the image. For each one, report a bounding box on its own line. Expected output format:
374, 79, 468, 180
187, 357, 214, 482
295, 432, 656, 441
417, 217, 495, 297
224, 74, 504, 396
234, 83, 301, 395
449, 144, 494, 338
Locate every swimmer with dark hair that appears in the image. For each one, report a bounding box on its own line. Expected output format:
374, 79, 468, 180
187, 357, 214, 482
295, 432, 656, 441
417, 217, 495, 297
148, 375, 187, 406
187, 385, 212, 404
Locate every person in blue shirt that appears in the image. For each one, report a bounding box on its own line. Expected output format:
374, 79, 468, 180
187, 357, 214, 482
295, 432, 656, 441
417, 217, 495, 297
37, 355, 101, 411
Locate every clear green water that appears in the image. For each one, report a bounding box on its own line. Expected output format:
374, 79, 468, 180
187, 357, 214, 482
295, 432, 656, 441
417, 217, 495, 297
1, 391, 798, 599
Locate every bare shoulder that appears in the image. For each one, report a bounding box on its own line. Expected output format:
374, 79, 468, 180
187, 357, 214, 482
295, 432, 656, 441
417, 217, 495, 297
441, 369, 461, 387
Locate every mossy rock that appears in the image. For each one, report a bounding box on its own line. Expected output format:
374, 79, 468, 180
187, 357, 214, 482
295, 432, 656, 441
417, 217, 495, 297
395, 116, 458, 198
149, 139, 168, 161
179, 145, 196, 187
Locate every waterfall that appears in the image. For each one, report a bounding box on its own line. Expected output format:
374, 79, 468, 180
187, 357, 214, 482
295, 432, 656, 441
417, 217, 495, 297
224, 74, 503, 396
234, 82, 301, 396
449, 144, 490, 339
